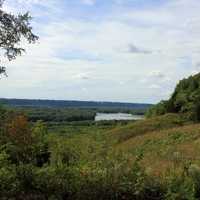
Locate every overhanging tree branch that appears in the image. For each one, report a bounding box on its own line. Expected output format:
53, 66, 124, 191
0, 0, 38, 75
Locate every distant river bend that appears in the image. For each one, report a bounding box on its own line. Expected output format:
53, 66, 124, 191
95, 113, 144, 121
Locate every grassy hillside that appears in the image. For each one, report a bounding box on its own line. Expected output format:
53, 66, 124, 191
109, 113, 187, 143
117, 122, 200, 174
106, 114, 200, 175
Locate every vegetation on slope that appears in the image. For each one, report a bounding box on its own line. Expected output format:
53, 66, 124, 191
109, 113, 188, 143
146, 73, 200, 121
116, 120, 200, 174
1, 105, 200, 199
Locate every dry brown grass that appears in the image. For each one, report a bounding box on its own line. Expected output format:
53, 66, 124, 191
108, 113, 188, 143
109, 116, 200, 174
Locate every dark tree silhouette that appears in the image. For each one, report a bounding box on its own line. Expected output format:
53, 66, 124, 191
0, 0, 38, 75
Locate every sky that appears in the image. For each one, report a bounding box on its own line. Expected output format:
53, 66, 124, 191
0, 0, 200, 103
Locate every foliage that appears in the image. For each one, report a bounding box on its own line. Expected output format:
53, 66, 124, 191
20, 107, 97, 122
5, 115, 34, 163
2, 104, 200, 199
0, 0, 38, 75
146, 73, 200, 121
146, 100, 168, 118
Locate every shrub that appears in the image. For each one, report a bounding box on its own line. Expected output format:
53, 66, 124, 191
164, 173, 195, 200
0, 151, 18, 199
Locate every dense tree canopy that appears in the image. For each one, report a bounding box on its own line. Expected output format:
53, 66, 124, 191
0, 0, 38, 75
146, 72, 200, 121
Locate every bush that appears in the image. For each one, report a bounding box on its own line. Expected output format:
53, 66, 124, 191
0, 151, 18, 199
165, 174, 195, 200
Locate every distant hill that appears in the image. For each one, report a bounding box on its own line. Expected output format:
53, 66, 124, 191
0, 98, 152, 110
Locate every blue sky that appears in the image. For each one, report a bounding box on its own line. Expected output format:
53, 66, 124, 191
1, 0, 200, 103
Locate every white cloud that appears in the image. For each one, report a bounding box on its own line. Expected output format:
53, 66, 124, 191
81, 0, 96, 6
148, 84, 161, 89
149, 71, 165, 79
17, 0, 45, 5
1, 0, 200, 103
72, 72, 92, 80
126, 44, 152, 54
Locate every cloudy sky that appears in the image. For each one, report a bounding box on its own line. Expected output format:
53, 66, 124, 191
0, 0, 200, 103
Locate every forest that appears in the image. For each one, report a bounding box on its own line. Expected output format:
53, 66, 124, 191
0, 98, 151, 110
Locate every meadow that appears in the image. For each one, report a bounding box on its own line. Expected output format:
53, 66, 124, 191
1, 103, 200, 199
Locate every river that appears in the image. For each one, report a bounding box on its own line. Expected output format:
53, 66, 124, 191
95, 113, 144, 121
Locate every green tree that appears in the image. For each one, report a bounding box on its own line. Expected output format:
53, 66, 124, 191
0, 0, 38, 75
32, 121, 50, 167
146, 73, 200, 121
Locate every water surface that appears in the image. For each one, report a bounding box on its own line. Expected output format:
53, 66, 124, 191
95, 113, 144, 121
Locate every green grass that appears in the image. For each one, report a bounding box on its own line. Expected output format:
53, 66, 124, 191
46, 113, 200, 176
95, 114, 200, 176
47, 120, 128, 136
108, 113, 188, 143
